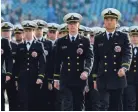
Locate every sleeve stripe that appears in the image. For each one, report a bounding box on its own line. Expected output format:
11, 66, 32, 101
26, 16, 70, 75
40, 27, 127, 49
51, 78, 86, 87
6, 72, 12, 75
54, 74, 60, 77
122, 63, 130, 66
92, 74, 97, 78
38, 74, 44, 78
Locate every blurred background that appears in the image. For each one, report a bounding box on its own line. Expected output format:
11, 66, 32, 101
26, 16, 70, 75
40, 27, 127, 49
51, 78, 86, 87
1, 0, 138, 26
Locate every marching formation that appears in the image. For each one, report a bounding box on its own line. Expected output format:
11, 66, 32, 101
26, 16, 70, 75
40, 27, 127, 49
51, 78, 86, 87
1, 8, 138, 111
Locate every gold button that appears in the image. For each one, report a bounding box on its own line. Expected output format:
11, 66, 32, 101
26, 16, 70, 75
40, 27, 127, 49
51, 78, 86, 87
68, 63, 70, 65
134, 70, 136, 72
134, 60, 136, 63
114, 69, 117, 71
104, 56, 107, 58
77, 57, 79, 59
105, 63, 107, 65
67, 57, 70, 59
114, 55, 116, 58
28, 58, 29, 60
27, 63, 29, 65
27, 68, 29, 71
134, 65, 136, 67
114, 62, 116, 64
68, 69, 70, 71
105, 70, 107, 72
77, 63, 79, 65
77, 69, 79, 71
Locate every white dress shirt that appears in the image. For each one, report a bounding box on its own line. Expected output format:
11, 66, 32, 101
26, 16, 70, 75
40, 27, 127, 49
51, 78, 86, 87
26, 39, 33, 51
106, 30, 115, 40
133, 45, 138, 55
37, 37, 43, 41
69, 33, 78, 42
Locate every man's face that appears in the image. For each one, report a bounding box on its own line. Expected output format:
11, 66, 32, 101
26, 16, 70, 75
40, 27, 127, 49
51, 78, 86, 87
58, 31, 68, 38
130, 34, 138, 45
84, 32, 90, 37
35, 28, 43, 38
1, 30, 12, 39
24, 28, 34, 40
104, 18, 117, 30
68, 22, 79, 33
14, 32, 24, 42
47, 30, 58, 40
90, 34, 95, 44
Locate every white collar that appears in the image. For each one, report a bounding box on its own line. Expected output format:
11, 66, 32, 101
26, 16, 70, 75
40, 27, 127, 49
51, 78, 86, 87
69, 33, 78, 41
16, 41, 23, 44
51, 39, 56, 45
106, 30, 115, 37
133, 44, 138, 48
26, 39, 34, 45
37, 37, 43, 41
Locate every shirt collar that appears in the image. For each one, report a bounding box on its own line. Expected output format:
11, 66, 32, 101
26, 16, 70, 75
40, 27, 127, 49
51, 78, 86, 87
37, 37, 43, 41
51, 39, 56, 45
69, 33, 78, 41
133, 44, 138, 48
15, 40, 23, 44
26, 39, 33, 45
106, 30, 115, 37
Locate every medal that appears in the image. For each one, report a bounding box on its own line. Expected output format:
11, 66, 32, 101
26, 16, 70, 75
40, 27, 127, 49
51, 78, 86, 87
114, 46, 121, 52
77, 48, 83, 55
32, 51, 38, 57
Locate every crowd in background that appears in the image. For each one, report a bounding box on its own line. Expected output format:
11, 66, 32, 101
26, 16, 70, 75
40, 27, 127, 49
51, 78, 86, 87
1, 0, 138, 27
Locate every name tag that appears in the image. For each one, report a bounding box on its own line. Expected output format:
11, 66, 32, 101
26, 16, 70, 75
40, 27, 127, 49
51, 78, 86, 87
98, 43, 103, 47
61, 46, 67, 49
20, 48, 24, 50
12, 52, 16, 54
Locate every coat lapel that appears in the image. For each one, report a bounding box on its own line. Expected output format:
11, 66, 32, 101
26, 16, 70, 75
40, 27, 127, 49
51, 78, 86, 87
29, 40, 36, 51
103, 31, 119, 54
102, 32, 110, 54
23, 41, 27, 51
67, 34, 81, 43
41, 37, 45, 42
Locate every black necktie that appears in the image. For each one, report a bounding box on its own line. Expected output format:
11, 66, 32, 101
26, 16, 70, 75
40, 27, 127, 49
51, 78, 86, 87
27, 42, 30, 45
71, 36, 75, 42
108, 33, 112, 41
38, 39, 41, 42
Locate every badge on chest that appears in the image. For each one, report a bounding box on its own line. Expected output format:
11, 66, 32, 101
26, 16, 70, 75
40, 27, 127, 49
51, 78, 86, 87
77, 43, 84, 55
77, 48, 83, 55
114, 46, 121, 52
32, 51, 38, 57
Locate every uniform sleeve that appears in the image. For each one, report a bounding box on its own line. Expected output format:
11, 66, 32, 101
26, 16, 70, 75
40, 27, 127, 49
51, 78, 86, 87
92, 37, 100, 75
84, 39, 94, 75
53, 40, 62, 80
46, 42, 54, 82
11, 43, 18, 79
14, 45, 21, 80
121, 34, 132, 70
38, 43, 46, 80
5, 39, 13, 76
